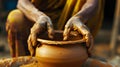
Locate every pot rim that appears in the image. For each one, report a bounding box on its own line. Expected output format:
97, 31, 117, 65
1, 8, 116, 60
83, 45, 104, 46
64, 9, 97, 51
37, 38, 85, 45
37, 30, 86, 45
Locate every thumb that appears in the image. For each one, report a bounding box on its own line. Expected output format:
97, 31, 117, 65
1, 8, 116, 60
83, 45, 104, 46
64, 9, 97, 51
63, 26, 71, 40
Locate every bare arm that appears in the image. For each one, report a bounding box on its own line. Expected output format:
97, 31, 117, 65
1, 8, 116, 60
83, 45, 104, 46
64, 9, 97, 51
75, 0, 98, 23
64, 0, 98, 55
17, 0, 46, 22
17, 0, 54, 56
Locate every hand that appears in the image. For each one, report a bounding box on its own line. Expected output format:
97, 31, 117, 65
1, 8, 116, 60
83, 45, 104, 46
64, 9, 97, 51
28, 15, 54, 56
63, 16, 93, 55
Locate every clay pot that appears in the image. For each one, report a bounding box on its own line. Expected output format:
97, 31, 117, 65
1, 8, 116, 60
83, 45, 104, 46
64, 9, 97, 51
35, 30, 88, 67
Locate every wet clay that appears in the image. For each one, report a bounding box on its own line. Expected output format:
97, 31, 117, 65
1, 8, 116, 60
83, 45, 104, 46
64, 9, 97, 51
35, 30, 88, 67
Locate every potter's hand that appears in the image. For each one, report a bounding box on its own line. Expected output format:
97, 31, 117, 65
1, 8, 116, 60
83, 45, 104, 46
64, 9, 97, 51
28, 15, 54, 56
63, 16, 93, 55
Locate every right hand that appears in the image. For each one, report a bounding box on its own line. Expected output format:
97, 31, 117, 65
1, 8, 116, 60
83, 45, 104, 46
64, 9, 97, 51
27, 15, 54, 56
63, 16, 93, 56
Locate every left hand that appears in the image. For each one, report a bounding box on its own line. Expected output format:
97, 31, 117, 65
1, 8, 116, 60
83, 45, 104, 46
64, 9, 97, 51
27, 15, 54, 56
63, 16, 94, 55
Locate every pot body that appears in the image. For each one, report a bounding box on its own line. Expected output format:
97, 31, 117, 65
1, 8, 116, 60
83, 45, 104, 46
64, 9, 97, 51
35, 31, 88, 67
36, 44, 88, 67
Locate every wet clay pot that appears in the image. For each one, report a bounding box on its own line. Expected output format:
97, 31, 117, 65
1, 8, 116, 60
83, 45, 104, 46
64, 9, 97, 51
35, 30, 88, 67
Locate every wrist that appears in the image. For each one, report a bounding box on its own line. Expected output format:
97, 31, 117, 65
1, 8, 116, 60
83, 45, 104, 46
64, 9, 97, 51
74, 14, 88, 23
36, 15, 49, 23
32, 10, 46, 22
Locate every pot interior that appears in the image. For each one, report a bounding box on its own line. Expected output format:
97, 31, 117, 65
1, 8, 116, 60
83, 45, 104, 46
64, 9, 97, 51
38, 30, 83, 41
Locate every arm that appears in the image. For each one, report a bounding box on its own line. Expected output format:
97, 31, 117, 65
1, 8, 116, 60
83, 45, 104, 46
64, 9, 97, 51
17, 0, 54, 56
17, 0, 46, 22
64, 0, 98, 56
75, 0, 98, 23
64, 0, 98, 40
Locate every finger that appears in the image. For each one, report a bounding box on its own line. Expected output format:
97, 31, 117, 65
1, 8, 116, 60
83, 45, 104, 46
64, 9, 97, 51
31, 34, 37, 47
47, 19, 54, 39
63, 24, 72, 40
73, 21, 92, 50
85, 34, 94, 56
73, 21, 90, 46
88, 35, 94, 53
27, 35, 34, 56
85, 34, 90, 47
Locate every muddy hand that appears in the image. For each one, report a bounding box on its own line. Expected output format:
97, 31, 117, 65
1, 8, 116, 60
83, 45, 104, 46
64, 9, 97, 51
63, 16, 93, 55
28, 15, 54, 56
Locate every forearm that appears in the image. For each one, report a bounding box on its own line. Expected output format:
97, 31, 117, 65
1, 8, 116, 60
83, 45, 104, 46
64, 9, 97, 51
75, 0, 98, 23
17, 0, 46, 22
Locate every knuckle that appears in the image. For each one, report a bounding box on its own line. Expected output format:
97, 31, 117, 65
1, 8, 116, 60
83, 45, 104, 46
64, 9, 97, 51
65, 24, 71, 29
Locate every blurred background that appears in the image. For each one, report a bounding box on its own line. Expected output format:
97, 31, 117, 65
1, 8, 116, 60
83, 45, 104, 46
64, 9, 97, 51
0, 0, 119, 65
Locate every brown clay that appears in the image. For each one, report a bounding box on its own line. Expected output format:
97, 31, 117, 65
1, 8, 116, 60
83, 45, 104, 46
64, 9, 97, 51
35, 30, 88, 67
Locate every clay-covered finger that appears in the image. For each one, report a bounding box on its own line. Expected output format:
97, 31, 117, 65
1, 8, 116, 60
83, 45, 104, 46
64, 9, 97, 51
47, 20, 54, 39
85, 34, 90, 47
27, 35, 34, 56
31, 34, 37, 47
63, 24, 71, 40
88, 35, 94, 53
